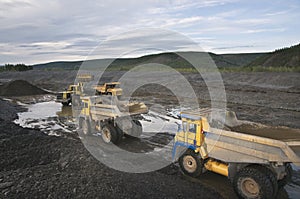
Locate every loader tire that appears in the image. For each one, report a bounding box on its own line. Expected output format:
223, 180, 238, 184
278, 163, 292, 188
101, 124, 120, 144
233, 166, 274, 199
179, 149, 203, 178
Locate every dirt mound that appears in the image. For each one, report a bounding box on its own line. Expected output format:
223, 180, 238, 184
0, 80, 48, 96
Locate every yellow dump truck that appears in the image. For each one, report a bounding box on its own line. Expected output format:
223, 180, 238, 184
78, 96, 148, 144
93, 82, 122, 96
173, 108, 300, 199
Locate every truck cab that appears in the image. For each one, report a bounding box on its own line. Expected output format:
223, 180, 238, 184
173, 113, 210, 160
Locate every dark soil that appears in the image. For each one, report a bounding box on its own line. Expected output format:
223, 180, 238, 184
0, 99, 222, 198
0, 80, 48, 96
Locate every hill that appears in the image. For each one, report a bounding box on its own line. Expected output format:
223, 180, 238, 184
248, 43, 300, 67
33, 61, 83, 70
33, 52, 265, 71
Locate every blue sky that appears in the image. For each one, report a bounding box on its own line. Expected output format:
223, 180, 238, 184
0, 0, 299, 64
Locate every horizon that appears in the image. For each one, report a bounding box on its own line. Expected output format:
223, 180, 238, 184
2, 43, 298, 66
1, 0, 299, 65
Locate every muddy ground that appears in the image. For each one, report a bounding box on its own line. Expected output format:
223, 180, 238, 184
1, 70, 299, 128
0, 70, 300, 198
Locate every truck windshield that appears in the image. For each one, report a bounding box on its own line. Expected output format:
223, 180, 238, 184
178, 122, 187, 132
189, 123, 196, 133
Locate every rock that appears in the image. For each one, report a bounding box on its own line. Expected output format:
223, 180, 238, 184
0, 182, 13, 189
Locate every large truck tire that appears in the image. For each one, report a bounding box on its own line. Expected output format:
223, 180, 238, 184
253, 165, 278, 197
278, 163, 292, 188
179, 149, 203, 178
101, 124, 121, 144
233, 166, 274, 199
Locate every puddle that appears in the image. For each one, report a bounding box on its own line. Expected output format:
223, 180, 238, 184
14, 101, 76, 137
141, 110, 180, 136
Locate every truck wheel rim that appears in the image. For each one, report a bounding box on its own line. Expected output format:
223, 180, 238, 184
241, 177, 259, 197
102, 128, 111, 143
183, 155, 197, 173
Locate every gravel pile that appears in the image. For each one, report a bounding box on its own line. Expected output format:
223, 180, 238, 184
0, 80, 48, 96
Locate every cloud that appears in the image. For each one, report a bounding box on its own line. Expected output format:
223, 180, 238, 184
213, 45, 254, 50
0, 0, 299, 64
242, 28, 285, 34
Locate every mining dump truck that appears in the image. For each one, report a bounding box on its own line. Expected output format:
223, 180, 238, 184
56, 74, 93, 106
172, 108, 300, 199
93, 82, 122, 96
78, 95, 148, 144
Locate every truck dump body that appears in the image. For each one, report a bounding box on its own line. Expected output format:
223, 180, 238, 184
206, 128, 300, 166
229, 123, 300, 142
87, 96, 148, 121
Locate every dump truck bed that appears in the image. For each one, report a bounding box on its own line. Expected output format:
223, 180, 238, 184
229, 123, 300, 142
89, 100, 148, 121
206, 127, 300, 166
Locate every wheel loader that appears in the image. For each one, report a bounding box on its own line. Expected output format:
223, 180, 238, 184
56, 74, 93, 106
172, 108, 300, 199
56, 83, 83, 106
78, 95, 148, 144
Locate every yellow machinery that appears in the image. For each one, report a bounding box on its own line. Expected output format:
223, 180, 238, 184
172, 108, 300, 199
93, 82, 122, 96
78, 96, 148, 144
56, 82, 84, 106
56, 74, 93, 106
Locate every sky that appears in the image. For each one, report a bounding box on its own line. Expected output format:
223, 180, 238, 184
0, 0, 299, 64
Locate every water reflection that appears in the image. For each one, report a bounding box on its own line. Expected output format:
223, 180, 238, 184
56, 105, 73, 118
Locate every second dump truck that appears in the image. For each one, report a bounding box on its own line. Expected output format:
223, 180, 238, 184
173, 108, 300, 199
78, 95, 148, 144
93, 82, 122, 96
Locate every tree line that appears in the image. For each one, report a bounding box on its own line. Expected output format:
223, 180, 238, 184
0, 64, 33, 72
